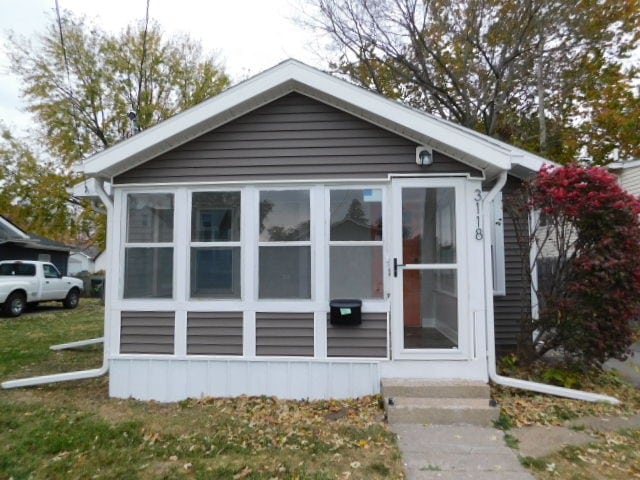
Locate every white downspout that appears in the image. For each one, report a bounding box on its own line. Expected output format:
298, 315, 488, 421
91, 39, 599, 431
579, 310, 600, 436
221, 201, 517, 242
483, 171, 619, 404
2, 178, 113, 389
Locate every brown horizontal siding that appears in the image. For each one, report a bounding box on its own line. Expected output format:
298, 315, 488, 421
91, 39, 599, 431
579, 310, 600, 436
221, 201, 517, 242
256, 312, 314, 357
327, 312, 387, 358
493, 176, 530, 353
187, 311, 243, 355
114, 93, 482, 184
120, 311, 175, 354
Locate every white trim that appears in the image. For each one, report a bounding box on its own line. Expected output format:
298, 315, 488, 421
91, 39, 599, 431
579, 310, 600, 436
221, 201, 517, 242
491, 192, 506, 296
82, 60, 520, 180
174, 310, 187, 356
243, 311, 256, 358
529, 209, 540, 320
390, 177, 471, 361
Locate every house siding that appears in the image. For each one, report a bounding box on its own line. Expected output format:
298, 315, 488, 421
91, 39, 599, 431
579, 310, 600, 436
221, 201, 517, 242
256, 312, 314, 357
0, 244, 69, 275
187, 311, 243, 356
617, 166, 640, 197
120, 311, 175, 354
113, 93, 482, 184
327, 312, 387, 358
493, 176, 531, 354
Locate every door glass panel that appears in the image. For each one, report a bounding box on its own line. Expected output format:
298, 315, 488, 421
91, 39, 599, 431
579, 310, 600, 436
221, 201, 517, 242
402, 188, 456, 264
403, 269, 458, 349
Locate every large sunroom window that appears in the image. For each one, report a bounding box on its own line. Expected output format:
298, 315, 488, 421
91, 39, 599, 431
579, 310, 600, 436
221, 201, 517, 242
124, 193, 174, 298
329, 188, 383, 299
258, 190, 311, 299
190, 191, 241, 298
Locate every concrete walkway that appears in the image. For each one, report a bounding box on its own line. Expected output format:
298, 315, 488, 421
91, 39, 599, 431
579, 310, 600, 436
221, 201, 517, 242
392, 424, 535, 480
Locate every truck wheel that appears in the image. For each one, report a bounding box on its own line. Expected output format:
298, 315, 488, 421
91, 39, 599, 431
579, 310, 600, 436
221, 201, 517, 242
63, 288, 80, 309
3, 291, 26, 317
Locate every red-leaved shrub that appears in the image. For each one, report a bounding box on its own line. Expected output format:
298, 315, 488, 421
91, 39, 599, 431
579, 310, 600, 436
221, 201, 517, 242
508, 164, 640, 366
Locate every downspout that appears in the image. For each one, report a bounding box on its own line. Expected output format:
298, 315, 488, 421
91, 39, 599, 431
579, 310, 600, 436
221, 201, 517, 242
2, 178, 113, 389
482, 171, 619, 404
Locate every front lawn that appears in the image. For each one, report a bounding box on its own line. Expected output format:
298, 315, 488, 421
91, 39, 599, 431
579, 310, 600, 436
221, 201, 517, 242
0, 300, 404, 479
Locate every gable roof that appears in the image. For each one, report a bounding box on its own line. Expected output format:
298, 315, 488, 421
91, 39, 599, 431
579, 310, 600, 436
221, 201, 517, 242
0, 215, 71, 252
81, 59, 550, 181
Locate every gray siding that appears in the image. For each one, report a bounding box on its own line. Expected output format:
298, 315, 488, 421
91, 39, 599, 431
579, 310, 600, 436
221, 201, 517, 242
120, 311, 175, 354
327, 312, 387, 358
256, 312, 314, 357
114, 93, 482, 184
493, 176, 531, 353
187, 311, 243, 355
617, 166, 640, 197
0, 243, 69, 275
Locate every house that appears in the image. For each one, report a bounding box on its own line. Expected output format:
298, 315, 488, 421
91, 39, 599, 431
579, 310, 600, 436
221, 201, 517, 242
0, 215, 71, 275
75, 60, 545, 402
608, 158, 640, 197
67, 246, 102, 275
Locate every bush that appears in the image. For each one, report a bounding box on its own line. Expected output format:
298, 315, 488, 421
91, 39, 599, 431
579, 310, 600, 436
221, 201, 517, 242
506, 164, 640, 366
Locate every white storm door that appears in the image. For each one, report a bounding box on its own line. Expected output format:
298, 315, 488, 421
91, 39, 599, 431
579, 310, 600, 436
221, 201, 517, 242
390, 178, 469, 359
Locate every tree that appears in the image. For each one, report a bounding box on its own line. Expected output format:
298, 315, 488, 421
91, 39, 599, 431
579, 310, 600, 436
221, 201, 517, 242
7, 11, 230, 165
505, 165, 640, 367
3, 11, 230, 247
303, 0, 640, 161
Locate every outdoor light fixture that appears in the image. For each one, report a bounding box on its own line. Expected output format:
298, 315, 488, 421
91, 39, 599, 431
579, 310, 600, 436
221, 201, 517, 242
416, 146, 434, 166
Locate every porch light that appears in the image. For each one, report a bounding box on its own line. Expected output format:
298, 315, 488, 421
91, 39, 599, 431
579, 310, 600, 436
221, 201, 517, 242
416, 147, 433, 166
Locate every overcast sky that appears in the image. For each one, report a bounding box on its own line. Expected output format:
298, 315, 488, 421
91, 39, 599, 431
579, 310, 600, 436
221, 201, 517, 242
0, 0, 323, 134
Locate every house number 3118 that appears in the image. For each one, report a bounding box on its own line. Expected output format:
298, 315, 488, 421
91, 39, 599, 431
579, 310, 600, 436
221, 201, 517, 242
474, 189, 483, 240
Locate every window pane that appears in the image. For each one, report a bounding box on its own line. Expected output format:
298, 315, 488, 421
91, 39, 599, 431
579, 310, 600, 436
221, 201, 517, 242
403, 269, 458, 349
402, 188, 456, 264
330, 246, 383, 299
127, 193, 174, 243
259, 190, 310, 241
191, 192, 240, 242
259, 246, 311, 298
330, 189, 382, 241
124, 247, 173, 298
190, 247, 241, 298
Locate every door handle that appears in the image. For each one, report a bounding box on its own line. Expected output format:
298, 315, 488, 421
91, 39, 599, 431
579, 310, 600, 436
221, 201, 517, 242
393, 258, 405, 278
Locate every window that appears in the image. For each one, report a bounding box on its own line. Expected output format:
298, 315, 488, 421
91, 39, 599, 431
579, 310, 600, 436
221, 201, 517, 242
258, 190, 311, 299
0, 263, 36, 276
329, 188, 383, 299
123, 193, 174, 299
43, 264, 60, 279
190, 191, 241, 298
491, 192, 506, 295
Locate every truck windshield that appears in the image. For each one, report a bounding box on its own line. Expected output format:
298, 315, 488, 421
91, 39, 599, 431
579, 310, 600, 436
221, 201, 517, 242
0, 263, 36, 276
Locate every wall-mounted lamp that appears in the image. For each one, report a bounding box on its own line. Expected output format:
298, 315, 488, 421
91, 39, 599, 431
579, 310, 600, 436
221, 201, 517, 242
416, 147, 433, 166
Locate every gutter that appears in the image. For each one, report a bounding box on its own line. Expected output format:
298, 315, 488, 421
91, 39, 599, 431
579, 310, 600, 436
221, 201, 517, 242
2, 179, 113, 390
482, 171, 619, 404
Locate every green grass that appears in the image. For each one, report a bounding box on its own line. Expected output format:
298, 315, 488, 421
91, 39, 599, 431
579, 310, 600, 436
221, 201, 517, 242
0, 300, 405, 479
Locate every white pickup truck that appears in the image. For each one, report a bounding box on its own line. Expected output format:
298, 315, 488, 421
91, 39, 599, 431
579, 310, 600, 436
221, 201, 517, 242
0, 260, 84, 317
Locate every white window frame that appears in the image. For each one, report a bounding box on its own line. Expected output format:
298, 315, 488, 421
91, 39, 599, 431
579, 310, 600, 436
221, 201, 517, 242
187, 189, 243, 300
491, 192, 506, 296
256, 186, 314, 301
326, 186, 386, 304
121, 191, 176, 300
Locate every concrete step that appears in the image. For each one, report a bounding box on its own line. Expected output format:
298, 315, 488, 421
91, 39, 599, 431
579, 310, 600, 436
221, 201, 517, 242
381, 378, 491, 399
385, 397, 499, 426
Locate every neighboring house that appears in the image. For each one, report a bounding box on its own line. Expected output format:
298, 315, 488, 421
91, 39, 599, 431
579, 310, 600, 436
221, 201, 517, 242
93, 251, 107, 273
609, 158, 640, 197
0, 215, 71, 275
67, 246, 102, 275
75, 60, 546, 401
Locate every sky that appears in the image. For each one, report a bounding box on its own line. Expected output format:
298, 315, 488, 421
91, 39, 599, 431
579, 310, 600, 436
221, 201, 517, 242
0, 0, 324, 134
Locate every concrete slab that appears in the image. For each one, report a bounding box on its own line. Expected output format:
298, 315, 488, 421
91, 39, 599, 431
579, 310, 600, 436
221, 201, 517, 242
565, 414, 640, 432
392, 424, 536, 480
511, 425, 594, 458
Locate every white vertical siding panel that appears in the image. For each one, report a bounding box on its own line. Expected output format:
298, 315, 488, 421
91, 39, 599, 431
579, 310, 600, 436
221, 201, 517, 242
148, 361, 169, 400
249, 361, 269, 395
288, 362, 311, 399
186, 361, 208, 398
